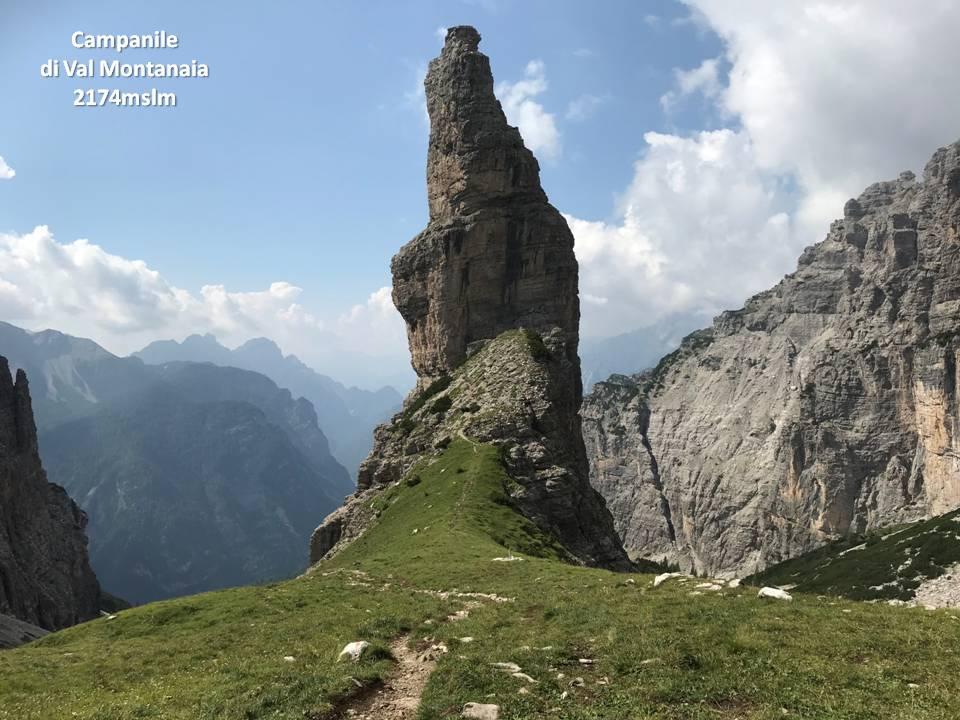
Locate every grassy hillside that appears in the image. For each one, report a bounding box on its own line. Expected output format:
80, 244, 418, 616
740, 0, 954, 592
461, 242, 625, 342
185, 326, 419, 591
746, 509, 960, 602
4, 441, 960, 718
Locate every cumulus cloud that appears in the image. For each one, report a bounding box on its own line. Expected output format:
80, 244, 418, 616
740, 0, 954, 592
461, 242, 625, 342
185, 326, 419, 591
571, 130, 795, 336
0, 156, 15, 180
659, 58, 722, 111
687, 0, 960, 235
336, 286, 407, 357
570, 1, 960, 339
0, 226, 409, 388
496, 60, 562, 160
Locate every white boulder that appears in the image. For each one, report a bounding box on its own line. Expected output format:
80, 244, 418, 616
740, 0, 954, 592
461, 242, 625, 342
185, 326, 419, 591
337, 640, 371, 662
463, 703, 500, 719
757, 587, 793, 601
653, 572, 683, 588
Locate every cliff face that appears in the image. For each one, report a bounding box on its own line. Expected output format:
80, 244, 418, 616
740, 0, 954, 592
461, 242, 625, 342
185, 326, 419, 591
391, 26, 580, 386
311, 26, 629, 570
583, 140, 960, 577
0, 357, 100, 630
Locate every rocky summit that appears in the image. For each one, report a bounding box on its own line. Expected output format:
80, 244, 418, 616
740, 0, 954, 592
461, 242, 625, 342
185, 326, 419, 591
311, 26, 629, 570
0, 357, 100, 631
391, 25, 580, 386
583, 139, 960, 577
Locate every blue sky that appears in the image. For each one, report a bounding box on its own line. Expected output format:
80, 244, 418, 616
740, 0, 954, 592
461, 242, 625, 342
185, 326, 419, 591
0, 1, 716, 301
1, 1, 959, 388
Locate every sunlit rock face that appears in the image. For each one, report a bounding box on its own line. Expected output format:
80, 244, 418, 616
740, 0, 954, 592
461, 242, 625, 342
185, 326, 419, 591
391, 25, 580, 386
584, 139, 960, 577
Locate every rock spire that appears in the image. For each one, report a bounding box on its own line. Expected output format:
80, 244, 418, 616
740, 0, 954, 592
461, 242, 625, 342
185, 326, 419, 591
0, 357, 101, 631
392, 25, 580, 385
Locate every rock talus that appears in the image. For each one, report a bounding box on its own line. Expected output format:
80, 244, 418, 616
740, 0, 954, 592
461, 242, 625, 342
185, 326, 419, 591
0, 356, 100, 631
311, 27, 629, 570
583, 140, 960, 577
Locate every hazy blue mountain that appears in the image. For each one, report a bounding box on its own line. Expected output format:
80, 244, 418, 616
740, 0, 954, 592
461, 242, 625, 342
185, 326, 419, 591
0, 322, 351, 603
135, 334, 402, 477
580, 313, 707, 390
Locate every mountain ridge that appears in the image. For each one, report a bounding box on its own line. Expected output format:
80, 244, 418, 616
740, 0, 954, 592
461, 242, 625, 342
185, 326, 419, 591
135, 333, 402, 477
0, 321, 352, 603
584, 137, 960, 576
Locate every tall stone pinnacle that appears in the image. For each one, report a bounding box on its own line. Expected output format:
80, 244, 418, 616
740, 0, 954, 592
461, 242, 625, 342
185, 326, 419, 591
392, 25, 580, 384
313, 27, 632, 571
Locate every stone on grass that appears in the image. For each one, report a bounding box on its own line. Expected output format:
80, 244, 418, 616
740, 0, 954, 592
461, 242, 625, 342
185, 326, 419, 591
757, 587, 792, 601
462, 702, 500, 719
654, 572, 683, 588
695, 582, 723, 591
338, 641, 371, 662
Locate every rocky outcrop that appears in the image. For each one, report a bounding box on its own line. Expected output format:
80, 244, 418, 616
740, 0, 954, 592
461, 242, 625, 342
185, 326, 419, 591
391, 25, 579, 387
313, 331, 629, 568
311, 27, 629, 570
0, 357, 100, 631
583, 139, 960, 577
0, 613, 48, 649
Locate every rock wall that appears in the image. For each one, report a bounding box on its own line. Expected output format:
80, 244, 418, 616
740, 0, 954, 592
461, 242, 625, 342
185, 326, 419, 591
583, 140, 960, 577
0, 357, 100, 630
391, 25, 580, 386
311, 27, 629, 570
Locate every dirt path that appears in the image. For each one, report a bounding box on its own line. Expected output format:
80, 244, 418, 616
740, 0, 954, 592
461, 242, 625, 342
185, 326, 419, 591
338, 635, 438, 719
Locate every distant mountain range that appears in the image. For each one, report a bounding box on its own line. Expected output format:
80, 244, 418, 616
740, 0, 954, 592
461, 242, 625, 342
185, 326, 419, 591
134, 334, 402, 477
0, 321, 352, 604
579, 312, 706, 390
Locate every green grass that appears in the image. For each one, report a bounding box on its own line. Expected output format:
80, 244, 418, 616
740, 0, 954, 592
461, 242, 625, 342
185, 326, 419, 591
522, 329, 551, 362
5, 440, 960, 718
746, 509, 960, 601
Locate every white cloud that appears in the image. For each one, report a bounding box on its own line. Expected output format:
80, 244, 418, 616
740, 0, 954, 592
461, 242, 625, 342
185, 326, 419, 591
660, 58, 722, 111
573, 48, 593, 58
496, 60, 562, 161
0, 156, 15, 180
570, 1, 960, 340
566, 94, 605, 122
0, 226, 410, 388
571, 129, 795, 337
686, 0, 960, 236
336, 286, 407, 357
